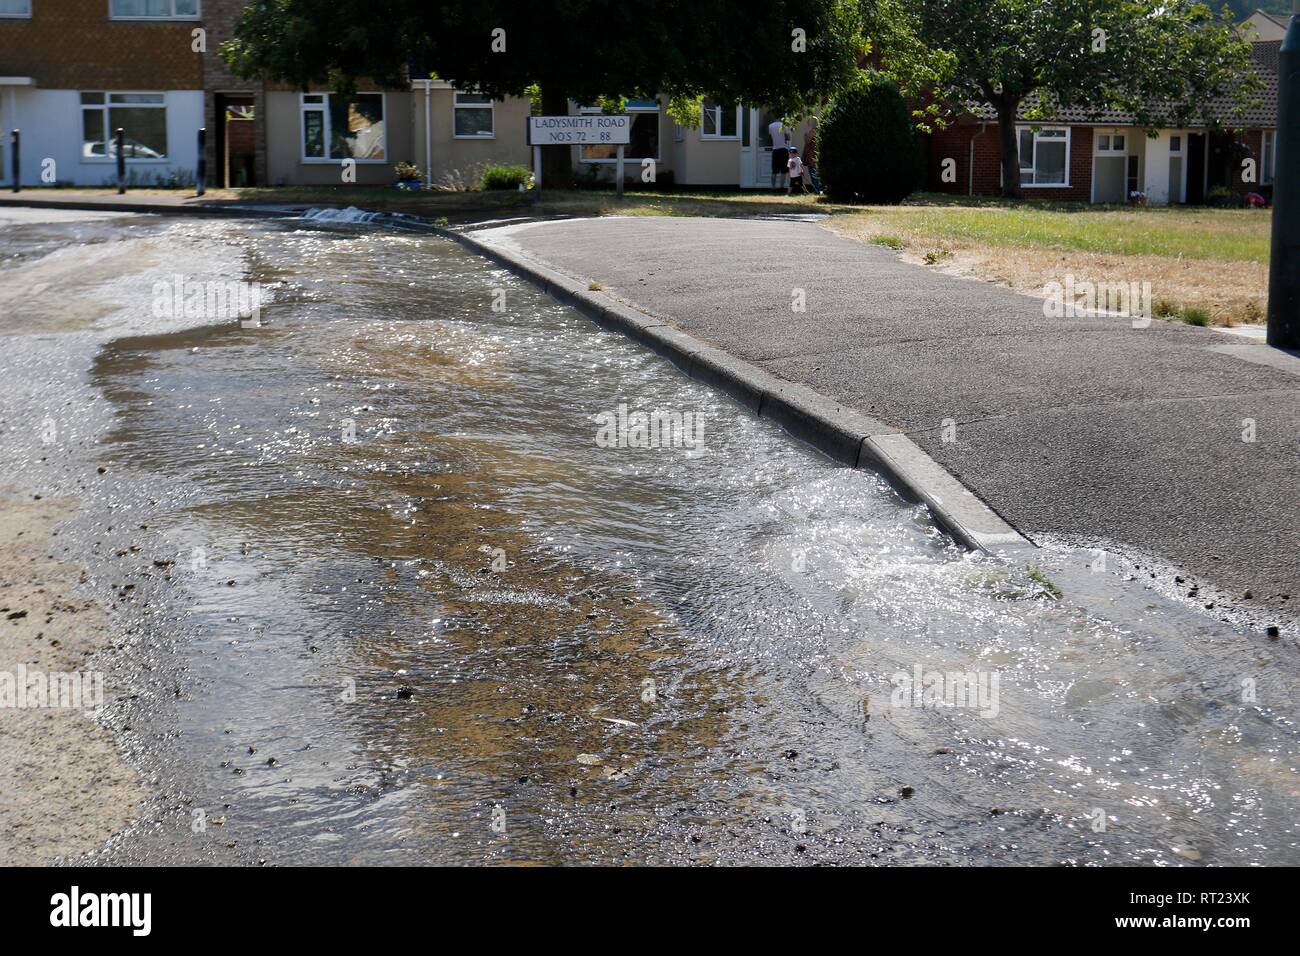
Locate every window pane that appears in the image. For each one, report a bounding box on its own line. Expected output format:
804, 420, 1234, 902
109, 106, 168, 158
1098, 135, 1109, 150
627, 112, 658, 160
0, 0, 32, 15
454, 93, 491, 105
114, 0, 174, 15
80, 92, 105, 105
1169, 135, 1180, 152
329, 94, 385, 159
702, 103, 718, 136
720, 105, 737, 137
303, 109, 324, 157
110, 93, 165, 104
1035, 140, 1067, 184
582, 112, 658, 160
702, 101, 736, 137
1113, 134, 1125, 151
82, 108, 106, 159
174, 0, 198, 14
1018, 129, 1033, 168
1039, 129, 1066, 138
454, 106, 492, 136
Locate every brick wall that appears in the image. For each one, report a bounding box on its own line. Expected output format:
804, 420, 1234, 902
199, 0, 266, 185
928, 122, 1093, 201
0, 1, 201, 89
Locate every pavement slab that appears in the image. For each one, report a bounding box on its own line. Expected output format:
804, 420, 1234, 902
484, 215, 1300, 619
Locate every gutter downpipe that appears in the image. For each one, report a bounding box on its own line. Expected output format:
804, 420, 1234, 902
969, 123, 988, 196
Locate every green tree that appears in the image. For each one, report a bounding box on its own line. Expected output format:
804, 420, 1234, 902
223, 0, 863, 187
870, 0, 1258, 197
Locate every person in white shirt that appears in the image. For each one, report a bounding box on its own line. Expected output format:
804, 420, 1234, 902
768, 118, 789, 189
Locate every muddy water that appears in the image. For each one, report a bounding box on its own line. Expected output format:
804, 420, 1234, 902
22, 215, 1299, 865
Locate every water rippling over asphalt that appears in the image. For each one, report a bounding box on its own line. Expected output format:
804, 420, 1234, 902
61, 217, 1300, 865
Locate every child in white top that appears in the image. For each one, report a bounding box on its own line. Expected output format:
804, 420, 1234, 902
786, 148, 804, 194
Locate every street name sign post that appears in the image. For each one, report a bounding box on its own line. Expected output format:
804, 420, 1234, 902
527, 114, 633, 198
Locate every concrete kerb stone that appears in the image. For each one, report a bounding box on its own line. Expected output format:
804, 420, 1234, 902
862, 433, 1027, 553
759, 380, 894, 467
686, 345, 777, 414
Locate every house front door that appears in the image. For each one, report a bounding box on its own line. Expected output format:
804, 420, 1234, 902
739, 106, 756, 187
740, 107, 781, 188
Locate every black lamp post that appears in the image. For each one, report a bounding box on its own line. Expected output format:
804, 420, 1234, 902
115, 127, 126, 195
1267, 1, 1300, 348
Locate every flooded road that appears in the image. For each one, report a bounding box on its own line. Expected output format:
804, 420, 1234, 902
2, 212, 1298, 865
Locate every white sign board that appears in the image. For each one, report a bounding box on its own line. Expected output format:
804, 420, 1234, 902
528, 114, 632, 146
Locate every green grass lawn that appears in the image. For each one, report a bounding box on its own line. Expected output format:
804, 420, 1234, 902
848, 198, 1271, 264
828, 194, 1269, 325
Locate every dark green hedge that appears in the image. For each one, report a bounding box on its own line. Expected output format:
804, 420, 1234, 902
818, 71, 920, 203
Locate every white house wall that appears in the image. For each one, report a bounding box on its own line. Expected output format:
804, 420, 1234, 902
1142, 130, 1175, 205
409, 85, 532, 187
3, 88, 202, 187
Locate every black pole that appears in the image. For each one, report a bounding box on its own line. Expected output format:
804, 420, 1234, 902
115, 127, 125, 195
196, 126, 206, 197
1267, 2, 1300, 349
9, 129, 18, 193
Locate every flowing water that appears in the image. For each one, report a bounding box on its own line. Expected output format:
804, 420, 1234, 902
3, 213, 1298, 865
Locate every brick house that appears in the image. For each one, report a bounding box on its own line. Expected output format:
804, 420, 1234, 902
925, 38, 1280, 205
1, 0, 204, 187
1, 1, 412, 187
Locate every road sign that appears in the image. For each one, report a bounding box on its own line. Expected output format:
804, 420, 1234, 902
527, 115, 633, 198
528, 114, 632, 146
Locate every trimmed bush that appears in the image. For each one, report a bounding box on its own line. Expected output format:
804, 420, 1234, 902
818, 71, 919, 203
481, 164, 532, 190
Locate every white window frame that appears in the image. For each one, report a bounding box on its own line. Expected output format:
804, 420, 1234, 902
299, 92, 387, 164
700, 100, 740, 141
1262, 129, 1276, 185
578, 101, 660, 164
1016, 125, 1071, 188
0, 0, 32, 19
79, 91, 169, 163
109, 0, 201, 19
452, 91, 495, 139
1094, 131, 1127, 155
